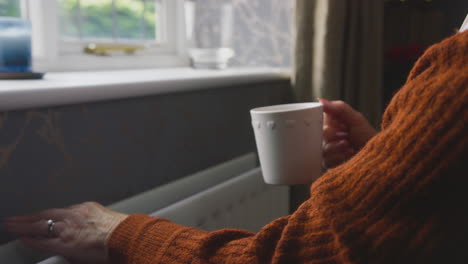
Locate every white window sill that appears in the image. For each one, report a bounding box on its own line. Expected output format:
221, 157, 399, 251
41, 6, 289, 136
0, 67, 290, 111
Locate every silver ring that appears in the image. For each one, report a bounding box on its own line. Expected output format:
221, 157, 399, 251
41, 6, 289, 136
47, 219, 56, 237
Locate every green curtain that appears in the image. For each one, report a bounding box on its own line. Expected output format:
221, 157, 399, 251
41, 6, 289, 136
293, 0, 384, 127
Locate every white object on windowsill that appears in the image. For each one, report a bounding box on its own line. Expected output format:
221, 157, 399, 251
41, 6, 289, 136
0, 67, 290, 111
189, 48, 235, 69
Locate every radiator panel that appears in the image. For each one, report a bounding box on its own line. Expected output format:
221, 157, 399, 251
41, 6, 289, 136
152, 168, 289, 232
109, 153, 258, 214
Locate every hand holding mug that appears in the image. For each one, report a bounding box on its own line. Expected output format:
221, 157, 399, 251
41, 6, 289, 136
319, 99, 378, 169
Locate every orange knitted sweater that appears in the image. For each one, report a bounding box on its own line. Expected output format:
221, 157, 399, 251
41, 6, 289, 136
108, 31, 468, 264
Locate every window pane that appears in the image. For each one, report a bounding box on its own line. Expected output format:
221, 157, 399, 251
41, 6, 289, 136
58, 0, 157, 41
80, 0, 114, 39
115, 0, 156, 40
59, 0, 81, 38
143, 0, 156, 40
0, 0, 21, 17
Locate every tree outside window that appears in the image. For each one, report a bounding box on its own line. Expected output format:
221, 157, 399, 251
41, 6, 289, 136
59, 0, 157, 42
0, 0, 21, 17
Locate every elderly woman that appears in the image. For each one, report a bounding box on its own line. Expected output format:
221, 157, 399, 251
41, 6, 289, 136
4, 26, 468, 264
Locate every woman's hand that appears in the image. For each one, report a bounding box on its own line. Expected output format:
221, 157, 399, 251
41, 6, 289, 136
3, 202, 128, 264
319, 98, 378, 169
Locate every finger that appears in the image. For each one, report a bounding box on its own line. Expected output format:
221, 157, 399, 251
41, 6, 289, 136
323, 140, 350, 154
4, 220, 49, 237
50, 221, 66, 238
324, 113, 347, 131
323, 125, 349, 142
323, 125, 336, 142
323, 113, 348, 142
324, 128, 349, 143
323, 141, 354, 168
6, 219, 66, 238
319, 98, 361, 126
5, 209, 69, 223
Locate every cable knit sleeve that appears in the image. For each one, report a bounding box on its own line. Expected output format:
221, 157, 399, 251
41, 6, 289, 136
107, 31, 468, 264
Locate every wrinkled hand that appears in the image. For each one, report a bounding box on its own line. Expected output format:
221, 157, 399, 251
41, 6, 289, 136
319, 99, 378, 169
4, 202, 128, 264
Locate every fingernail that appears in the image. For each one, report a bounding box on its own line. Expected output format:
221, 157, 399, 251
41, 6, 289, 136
336, 132, 348, 137
318, 98, 331, 105
338, 140, 347, 146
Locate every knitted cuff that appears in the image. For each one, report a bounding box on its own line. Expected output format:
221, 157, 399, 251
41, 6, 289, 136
107, 214, 181, 263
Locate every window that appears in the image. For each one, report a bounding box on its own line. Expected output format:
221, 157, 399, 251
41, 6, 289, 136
0, 0, 21, 17
4, 0, 187, 71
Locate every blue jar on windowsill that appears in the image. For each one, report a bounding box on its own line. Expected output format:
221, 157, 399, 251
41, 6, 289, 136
0, 17, 32, 73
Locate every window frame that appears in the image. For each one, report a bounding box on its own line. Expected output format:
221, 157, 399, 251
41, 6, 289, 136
21, 0, 188, 72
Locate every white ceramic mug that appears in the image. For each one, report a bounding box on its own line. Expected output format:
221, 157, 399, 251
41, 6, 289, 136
250, 102, 323, 185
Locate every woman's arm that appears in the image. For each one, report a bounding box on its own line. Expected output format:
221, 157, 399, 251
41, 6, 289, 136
107, 31, 468, 264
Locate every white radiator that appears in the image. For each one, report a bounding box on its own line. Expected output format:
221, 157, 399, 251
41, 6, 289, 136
151, 168, 289, 232
0, 153, 289, 264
